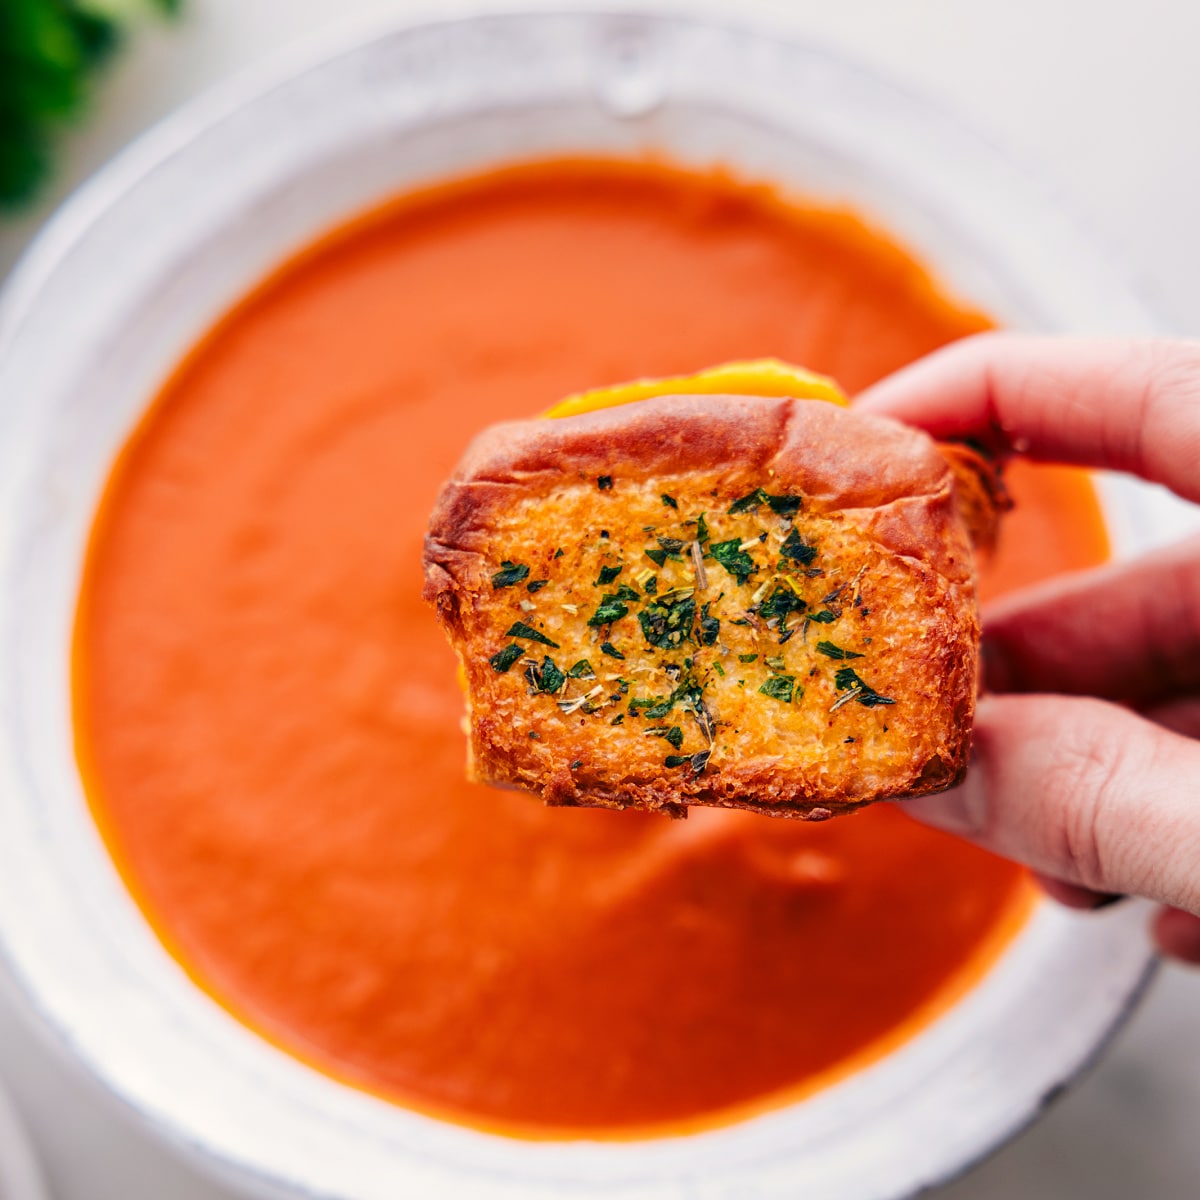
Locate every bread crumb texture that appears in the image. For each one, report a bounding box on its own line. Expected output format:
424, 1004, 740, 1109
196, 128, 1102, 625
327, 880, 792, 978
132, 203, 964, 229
424, 394, 981, 819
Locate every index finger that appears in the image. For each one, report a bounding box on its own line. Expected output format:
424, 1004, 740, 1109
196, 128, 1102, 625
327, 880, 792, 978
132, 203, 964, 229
854, 334, 1200, 504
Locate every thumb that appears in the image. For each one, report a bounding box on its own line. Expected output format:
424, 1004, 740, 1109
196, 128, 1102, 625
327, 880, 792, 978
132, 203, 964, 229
902, 694, 1200, 914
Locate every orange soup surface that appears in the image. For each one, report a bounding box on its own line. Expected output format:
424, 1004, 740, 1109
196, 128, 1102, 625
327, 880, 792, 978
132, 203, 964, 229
75, 160, 1109, 1137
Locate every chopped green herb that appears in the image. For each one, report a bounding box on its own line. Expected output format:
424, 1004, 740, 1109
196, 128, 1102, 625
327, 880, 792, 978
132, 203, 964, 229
567, 659, 595, 679
765, 493, 802, 518
644, 547, 667, 568
529, 731, 541, 740
489, 644, 524, 673
630, 695, 674, 719
492, 560, 530, 589
661, 493, 678, 509
595, 564, 623, 586
698, 602, 720, 646
764, 655, 787, 671
666, 749, 711, 773
727, 488, 802, 517
833, 667, 896, 707
727, 488, 768, 515
713, 662, 726, 677
817, 641, 863, 661
759, 674, 796, 703
674, 679, 714, 742
570, 759, 583, 770
525, 656, 565, 693
738, 653, 759, 663
611, 714, 625, 726
709, 539, 756, 585
647, 725, 685, 750
506, 621, 560, 648
588, 596, 630, 626
554, 548, 564, 559
808, 610, 838, 624
612, 584, 640, 602
656, 536, 686, 555
638, 594, 696, 648
780, 527, 817, 564
696, 512, 710, 544
526, 579, 549, 593
758, 586, 805, 623
644, 576, 658, 595
597, 475, 613, 490
600, 642, 625, 660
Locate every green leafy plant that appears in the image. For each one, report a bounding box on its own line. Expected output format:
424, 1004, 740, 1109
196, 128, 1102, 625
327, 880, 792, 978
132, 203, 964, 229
0, 0, 179, 209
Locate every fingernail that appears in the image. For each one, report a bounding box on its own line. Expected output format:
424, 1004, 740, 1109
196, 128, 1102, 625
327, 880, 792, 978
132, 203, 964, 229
901, 770, 987, 836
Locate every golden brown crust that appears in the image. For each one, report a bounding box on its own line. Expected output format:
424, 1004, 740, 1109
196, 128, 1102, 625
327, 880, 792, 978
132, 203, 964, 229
424, 394, 992, 820
937, 442, 1012, 559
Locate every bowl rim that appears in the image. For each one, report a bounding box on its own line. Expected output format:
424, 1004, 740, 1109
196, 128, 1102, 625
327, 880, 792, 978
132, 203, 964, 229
0, 8, 1168, 1200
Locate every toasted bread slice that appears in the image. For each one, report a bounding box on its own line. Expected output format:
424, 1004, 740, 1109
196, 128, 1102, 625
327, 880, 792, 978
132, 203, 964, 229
424, 382, 1002, 820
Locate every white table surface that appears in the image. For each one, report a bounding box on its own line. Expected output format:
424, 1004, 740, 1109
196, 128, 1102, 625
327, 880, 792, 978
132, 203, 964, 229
2, 2, 1198, 1198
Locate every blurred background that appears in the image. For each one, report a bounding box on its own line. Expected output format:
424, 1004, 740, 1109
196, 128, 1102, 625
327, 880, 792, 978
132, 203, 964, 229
1, 2, 1198, 1198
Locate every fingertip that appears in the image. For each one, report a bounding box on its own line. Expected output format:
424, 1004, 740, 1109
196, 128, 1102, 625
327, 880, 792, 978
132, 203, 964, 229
897, 774, 987, 837
951, 693, 1200, 909
1152, 907, 1200, 966
1032, 871, 1125, 911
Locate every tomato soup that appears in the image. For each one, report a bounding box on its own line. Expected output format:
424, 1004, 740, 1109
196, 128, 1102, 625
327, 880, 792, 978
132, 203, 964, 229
74, 160, 1108, 1138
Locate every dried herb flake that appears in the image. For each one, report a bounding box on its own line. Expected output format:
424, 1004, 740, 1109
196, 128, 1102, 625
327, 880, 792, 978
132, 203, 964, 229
709, 539, 756, 585
833, 666, 895, 707
780, 527, 816, 564
759, 674, 796, 703
588, 596, 630, 626
492, 560, 530, 589
506, 621, 560, 648
525, 656, 565, 693
817, 640, 862, 661
489, 644, 524, 673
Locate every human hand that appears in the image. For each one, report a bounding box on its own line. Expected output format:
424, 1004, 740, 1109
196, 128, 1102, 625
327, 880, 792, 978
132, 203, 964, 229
856, 334, 1200, 965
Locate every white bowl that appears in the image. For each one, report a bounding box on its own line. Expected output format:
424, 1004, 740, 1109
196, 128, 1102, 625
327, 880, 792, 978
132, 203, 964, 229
0, 1077, 48, 1200
0, 11, 1190, 1200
